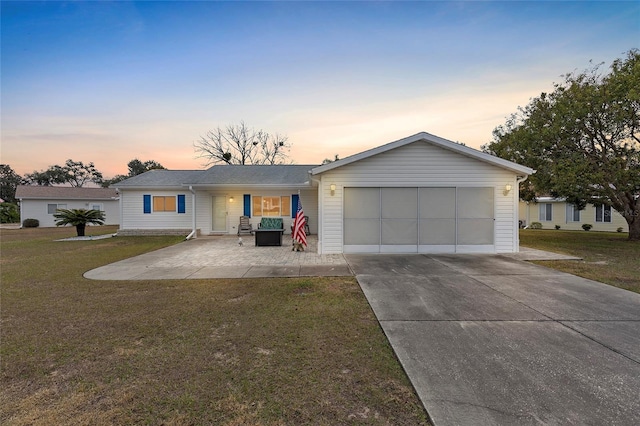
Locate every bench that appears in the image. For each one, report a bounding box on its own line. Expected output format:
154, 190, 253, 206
254, 217, 284, 246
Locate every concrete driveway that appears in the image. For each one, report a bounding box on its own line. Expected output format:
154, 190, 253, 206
346, 254, 640, 426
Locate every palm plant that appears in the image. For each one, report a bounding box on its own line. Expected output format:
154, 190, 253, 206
53, 208, 105, 236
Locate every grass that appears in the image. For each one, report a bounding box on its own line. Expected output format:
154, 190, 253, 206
0, 226, 429, 425
520, 229, 640, 293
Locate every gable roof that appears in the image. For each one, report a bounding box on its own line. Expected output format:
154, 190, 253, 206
112, 170, 205, 188
15, 185, 118, 200
310, 132, 535, 176
190, 165, 316, 187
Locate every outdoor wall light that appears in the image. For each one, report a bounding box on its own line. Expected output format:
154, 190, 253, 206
229, 196, 234, 202
330, 183, 336, 196
504, 183, 513, 195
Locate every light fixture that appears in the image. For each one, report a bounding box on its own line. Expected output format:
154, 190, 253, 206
330, 183, 336, 196
229, 196, 234, 202
504, 183, 513, 195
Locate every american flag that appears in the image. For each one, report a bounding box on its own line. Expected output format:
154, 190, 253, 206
292, 196, 307, 247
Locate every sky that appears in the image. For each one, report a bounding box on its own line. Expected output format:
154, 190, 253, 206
1, 1, 638, 179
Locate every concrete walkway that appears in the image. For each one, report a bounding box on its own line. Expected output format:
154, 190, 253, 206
347, 253, 640, 425
84, 235, 352, 280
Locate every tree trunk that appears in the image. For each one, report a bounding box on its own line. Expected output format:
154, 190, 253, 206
628, 218, 640, 241
76, 224, 86, 237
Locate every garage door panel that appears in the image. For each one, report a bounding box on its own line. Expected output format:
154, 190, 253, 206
457, 219, 494, 245
344, 188, 379, 219
382, 188, 417, 219
419, 188, 456, 218
419, 219, 456, 245
458, 187, 494, 219
382, 219, 418, 244
344, 219, 380, 245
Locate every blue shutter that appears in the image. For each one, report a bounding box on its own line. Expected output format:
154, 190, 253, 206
291, 194, 299, 218
243, 194, 251, 217
143, 195, 151, 214
177, 194, 186, 213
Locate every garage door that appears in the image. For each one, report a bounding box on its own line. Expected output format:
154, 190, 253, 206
343, 187, 494, 253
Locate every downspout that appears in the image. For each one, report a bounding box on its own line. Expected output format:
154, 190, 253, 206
309, 174, 322, 254
186, 185, 197, 240
515, 175, 529, 252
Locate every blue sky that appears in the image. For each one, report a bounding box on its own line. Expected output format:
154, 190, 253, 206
2, 1, 638, 178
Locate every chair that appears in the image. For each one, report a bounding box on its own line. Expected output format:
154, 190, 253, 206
237, 216, 253, 236
304, 216, 310, 235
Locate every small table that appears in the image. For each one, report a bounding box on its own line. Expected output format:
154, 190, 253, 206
254, 229, 284, 246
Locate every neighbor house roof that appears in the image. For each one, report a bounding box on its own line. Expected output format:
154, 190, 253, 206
15, 185, 118, 200
310, 132, 535, 176
190, 165, 317, 187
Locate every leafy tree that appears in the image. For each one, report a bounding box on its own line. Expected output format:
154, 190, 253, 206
53, 208, 105, 237
25, 159, 103, 187
321, 154, 340, 165
102, 159, 166, 187
484, 49, 640, 240
194, 121, 291, 166
0, 164, 23, 203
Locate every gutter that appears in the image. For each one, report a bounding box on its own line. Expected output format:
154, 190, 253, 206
186, 185, 197, 240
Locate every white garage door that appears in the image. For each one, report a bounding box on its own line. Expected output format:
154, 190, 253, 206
343, 187, 494, 253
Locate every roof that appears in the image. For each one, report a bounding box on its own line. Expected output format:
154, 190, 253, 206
15, 185, 118, 200
310, 132, 535, 176
191, 165, 316, 186
112, 170, 205, 188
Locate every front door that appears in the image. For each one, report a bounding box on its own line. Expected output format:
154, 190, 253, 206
212, 196, 227, 233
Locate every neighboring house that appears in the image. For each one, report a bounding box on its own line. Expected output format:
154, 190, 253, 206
519, 197, 629, 233
15, 185, 120, 227
114, 132, 534, 254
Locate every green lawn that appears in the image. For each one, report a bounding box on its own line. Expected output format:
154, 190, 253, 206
520, 229, 640, 293
0, 226, 429, 425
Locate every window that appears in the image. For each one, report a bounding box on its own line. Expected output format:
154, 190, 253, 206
153, 196, 176, 212
47, 203, 67, 214
566, 204, 581, 222
91, 204, 103, 211
539, 203, 552, 221
595, 204, 612, 223
251, 195, 291, 217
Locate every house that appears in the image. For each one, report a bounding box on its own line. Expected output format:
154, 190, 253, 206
114, 132, 534, 254
519, 197, 629, 233
15, 185, 120, 227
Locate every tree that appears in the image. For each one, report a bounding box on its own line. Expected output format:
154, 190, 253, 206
0, 164, 23, 203
53, 208, 105, 237
321, 154, 341, 165
194, 121, 291, 166
102, 159, 166, 187
484, 49, 640, 240
25, 159, 103, 187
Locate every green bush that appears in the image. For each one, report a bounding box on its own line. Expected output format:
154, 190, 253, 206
554, 225, 561, 230
22, 218, 39, 228
582, 223, 593, 231
617, 227, 624, 233
0, 202, 20, 223
529, 222, 543, 229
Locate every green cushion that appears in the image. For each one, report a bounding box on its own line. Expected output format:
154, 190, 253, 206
260, 217, 283, 229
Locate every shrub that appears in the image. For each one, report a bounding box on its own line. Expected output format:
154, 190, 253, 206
554, 225, 561, 230
22, 218, 40, 228
0, 202, 20, 223
617, 227, 624, 233
582, 223, 593, 231
529, 222, 543, 229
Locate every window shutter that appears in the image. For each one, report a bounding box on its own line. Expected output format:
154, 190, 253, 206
177, 194, 186, 213
243, 194, 251, 217
143, 195, 151, 214
292, 194, 299, 219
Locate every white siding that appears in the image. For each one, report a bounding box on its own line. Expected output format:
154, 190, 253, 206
20, 198, 119, 228
519, 201, 629, 232
119, 190, 193, 231
316, 141, 519, 254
